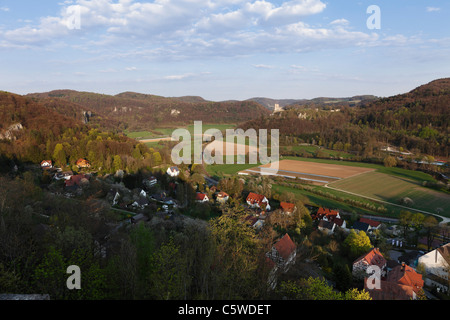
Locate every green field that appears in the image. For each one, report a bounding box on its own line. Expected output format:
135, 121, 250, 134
206, 156, 449, 219
126, 124, 237, 139
126, 124, 238, 149
281, 145, 354, 159
329, 171, 450, 217
272, 184, 388, 216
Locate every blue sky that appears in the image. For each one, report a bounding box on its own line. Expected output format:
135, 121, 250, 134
0, 0, 449, 101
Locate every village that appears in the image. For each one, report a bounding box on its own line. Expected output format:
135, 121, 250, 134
38, 158, 450, 300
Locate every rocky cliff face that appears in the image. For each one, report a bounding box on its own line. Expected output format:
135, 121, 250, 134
0, 123, 23, 140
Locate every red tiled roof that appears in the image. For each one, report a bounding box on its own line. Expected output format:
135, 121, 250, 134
365, 278, 415, 300
360, 217, 381, 228
217, 192, 229, 198
280, 202, 295, 213
195, 193, 208, 201
387, 263, 424, 294
76, 158, 90, 167
366, 263, 424, 300
273, 234, 296, 261
334, 218, 345, 227
41, 160, 52, 166
314, 207, 339, 220
65, 174, 88, 187
246, 192, 267, 205
354, 248, 386, 269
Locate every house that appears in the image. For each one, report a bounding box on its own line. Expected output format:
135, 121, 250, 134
40, 160, 53, 169
195, 193, 209, 203
266, 233, 297, 272
139, 189, 147, 198
352, 221, 371, 233
352, 248, 387, 280
76, 158, 91, 168
244, 214, 265, 230
151, 192, 175, 205
132, 197, 149, 210
365, 262, 424, 300
417, 243, 450, 293
54, 171, 73, 181
143, 176, 157, 189
280, 202, 296, 215
333, 217, 347, 229
64, 174, 89, 187
359, 217, 382, 231
216, 192, 229, 204
167, 166, 180, 177
318, 220, 336, 234
313, 207, 340, 221
246, 192, 271, 211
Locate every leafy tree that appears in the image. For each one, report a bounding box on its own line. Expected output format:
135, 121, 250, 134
343, 229, 372, 260
33, 246, 67, 299
383, 155, 397, 168
399, 210, 412, 239
53, 143, 67, 167
150, 237, 187, 300
423, 216, 439, 250
332, 263, 352, 292
0, 263, 21, 293
130, 223, 156, 299
410, 213, 425, 245
209, 205, 265, 299
152, 152, 162, 166
113, 155, 122, 172
344, 288, 372, 300
278, 277, 371, 300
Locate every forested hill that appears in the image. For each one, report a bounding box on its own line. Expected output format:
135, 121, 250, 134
26, 90, 271, 131
240, 78, 450, 158
0, 91, 161, 171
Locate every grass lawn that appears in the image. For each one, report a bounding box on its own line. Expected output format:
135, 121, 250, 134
281, 145, 354, 159
329, 171, 450, 217
271, 184, 385, 216
206, 162, 259, 177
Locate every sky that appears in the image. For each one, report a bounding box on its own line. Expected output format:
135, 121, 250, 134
0, 0, 449, 101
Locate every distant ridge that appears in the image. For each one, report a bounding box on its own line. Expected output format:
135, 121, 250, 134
26, 90, 271, 131
247, 95, 378, 110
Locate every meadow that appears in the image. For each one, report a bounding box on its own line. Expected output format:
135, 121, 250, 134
329, 171, 450, 217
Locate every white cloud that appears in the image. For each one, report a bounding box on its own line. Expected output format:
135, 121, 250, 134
330, 18, 349, 26
0, 0, 413, 59
426, 7, 440, 12
253, 64, 274, 69
164, 72, 211, 80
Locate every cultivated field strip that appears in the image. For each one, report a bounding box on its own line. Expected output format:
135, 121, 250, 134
239, 159, 375, 185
